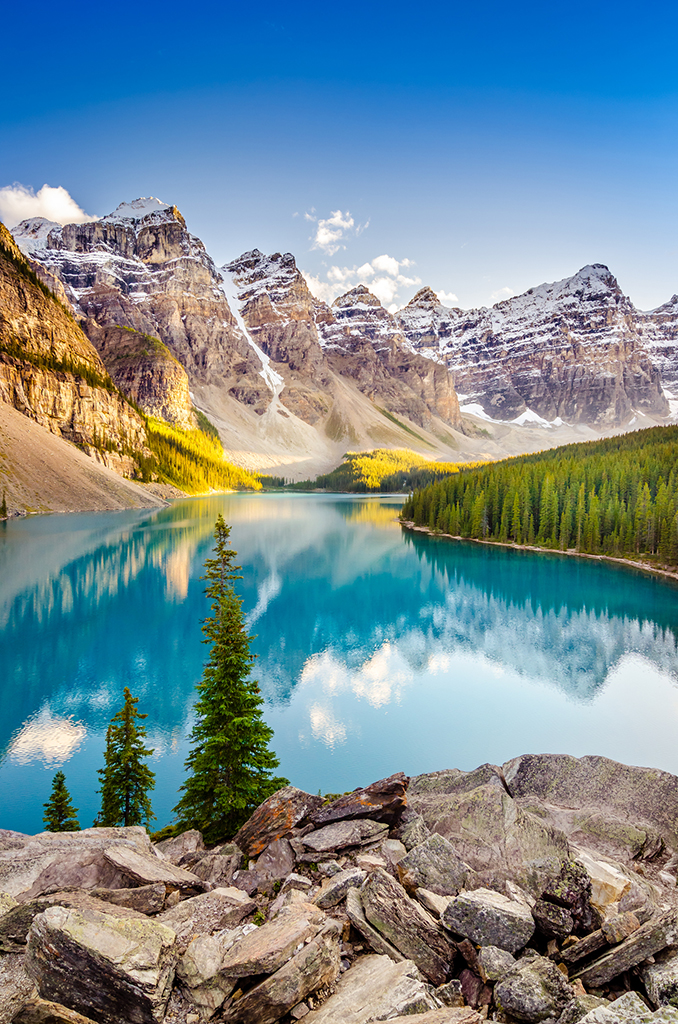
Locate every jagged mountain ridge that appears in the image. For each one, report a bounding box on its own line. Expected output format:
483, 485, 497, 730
397, 265, 670, 426
11, 200, 678, 480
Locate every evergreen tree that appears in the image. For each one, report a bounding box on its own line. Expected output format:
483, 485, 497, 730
43, 771, 80, 832
173, 515, 288, 843
95, 688, 155, 827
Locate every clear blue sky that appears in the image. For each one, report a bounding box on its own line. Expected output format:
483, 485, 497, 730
2, 0, 678, 310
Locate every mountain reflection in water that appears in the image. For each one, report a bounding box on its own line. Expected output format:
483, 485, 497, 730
1, 492, 677, 834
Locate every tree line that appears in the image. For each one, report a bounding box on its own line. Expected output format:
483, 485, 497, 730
400, 425, 678, 566
43, 515, 287, 843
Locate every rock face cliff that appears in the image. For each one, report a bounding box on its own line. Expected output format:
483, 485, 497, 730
397, 266, 669, 427
641, 296, 678, 395
225, 250, 462, 434
0, 223, 149, 479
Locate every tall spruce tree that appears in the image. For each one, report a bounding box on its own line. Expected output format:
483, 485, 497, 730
43, 770, 80, 832
173, 514, 288, 844
95, 688, 155, 827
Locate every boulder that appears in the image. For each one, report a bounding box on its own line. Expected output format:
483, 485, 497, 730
392, 810, 432, 851
154, 830, 206, 869
443, 887, 535, 953
557, 995, 609, 1024
360, 867, 457, 985
345, 886, 406, 962
301, 820, 388, 855
574, 850, 631, 916
459, 968, 491, 1009
0, 890, 147, 952
219, 902, 326, 978
302, 954, 440, 1023
89, 884, 166, 915
382, 839, 408, 875
26, 904, 178, 1024
408, 766, 568, 896
255, 838, 296, 881
0, 952, 34, 1024
397, 833, 470, 896
574, 910, 678, 987
601, 910, 640, 944
232, 787, 324, 858
540, 859, 596, 933
220, 919, 341, 1024
281, 873, 314, 895
0, 827, 154, 898
494, 952, 574, 1022
476, 944, 516, 982
175, 929, 250, 1016
577, 991, 654, 1022
157, 887, 255, 952
308, 772, 409, 828
192, 845, 244, 887
102, 845, 207, 894
10, 997, 98, 1023
382, 1012, 481, 1024
641, 949, 678, 1008
532, 898, 573, 939
314, 868, 366, 909
435, 978, 464, 1006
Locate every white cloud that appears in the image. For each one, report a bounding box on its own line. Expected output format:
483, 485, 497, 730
0, 183, 96, 228
302, 253, 421, 309
439, 290, 459, 306
491, 286, 515, 304
305, 208, 368, 256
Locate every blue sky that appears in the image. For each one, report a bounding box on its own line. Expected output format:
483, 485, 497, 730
2, 0, 678, 310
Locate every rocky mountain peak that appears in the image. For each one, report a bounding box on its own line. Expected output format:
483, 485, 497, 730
407, 286, 443, 309
332, 284, 382, 309
10, 217, 61, 256
102, 197, 174, 223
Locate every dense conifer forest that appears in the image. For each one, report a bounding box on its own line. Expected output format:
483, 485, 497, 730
400, 426, 678, 567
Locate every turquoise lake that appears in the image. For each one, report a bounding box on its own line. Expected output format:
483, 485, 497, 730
2, 492, 678, 835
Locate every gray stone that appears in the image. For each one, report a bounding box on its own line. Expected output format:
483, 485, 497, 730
0, 952, 33, 1024
0, 890, 18, 915
360, 867, 457, 985
155, 830, 206, 868
157, 886, 255, 952
175, 930, 242, 1016
301, 820, 388, 854
0, 890, 146, 952
314, 868, 366, 909
103, 845, 207, 893
416, 887, 452, 919
435, 978, 464, 1006
397, 833, 470, 896
557, 995, 609, 1024
393, 811, 432, 851
382, 839, 408, 874
477, 944, 516, 982
89, 883, 166, 915
601, 910, 641, 944
577, 991, 652, 1022
282, 873, 314, 894
220, 919, 341, 1024
384, 1012, 482, 1024
556, 929, 607, 967
443, 887, 535, 953
26, 904, 178, 1024
255, 838, 296, 881
192, 846, 244, 888
0, 827, 154, 898
345, 886, 406, 962
533, 898, 574, 939
303, 953, 439, 1023
642, 948, 678, 1007
408, 766, 569, 897
494, 952, 574, 1022
574, 910, 678, 987
220, 902, 326, 978
317, 860, 342, 877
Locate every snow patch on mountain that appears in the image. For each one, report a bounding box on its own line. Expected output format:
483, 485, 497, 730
11, 217, 61, 255
102, 197, 170, 221
220, 269, 284, 396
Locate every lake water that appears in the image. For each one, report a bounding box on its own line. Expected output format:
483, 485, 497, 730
2, 492, 678, 836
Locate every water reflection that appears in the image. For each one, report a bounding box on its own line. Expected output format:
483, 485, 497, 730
1, 494, 678, 834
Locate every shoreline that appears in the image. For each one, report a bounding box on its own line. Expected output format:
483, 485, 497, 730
399, 518, 678, 586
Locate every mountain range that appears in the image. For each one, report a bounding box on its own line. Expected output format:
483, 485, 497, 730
2, 195, 678, 511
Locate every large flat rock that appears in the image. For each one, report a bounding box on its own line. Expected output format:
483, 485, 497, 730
157, 887, 255, 952
303, 953, 440, 1023
494, 952, 574, 1023
0, 890, 147, 952
443, 887, 535, 953
26, 905, 178, 1024
397, 833, 470, 895
308, 772, 409, 828
219, 902, 326, 978
301, 819, 388, 854
232, 787, 324, 858
103, 846, 207, 892
0, 827, 154, 898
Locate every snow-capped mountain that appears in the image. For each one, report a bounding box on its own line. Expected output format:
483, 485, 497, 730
396, 265, 668, 427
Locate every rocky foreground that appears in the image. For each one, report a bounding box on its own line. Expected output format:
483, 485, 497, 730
3, 755, 678, 1024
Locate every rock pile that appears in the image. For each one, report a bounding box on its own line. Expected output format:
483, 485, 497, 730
4, 755, 678, 1023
